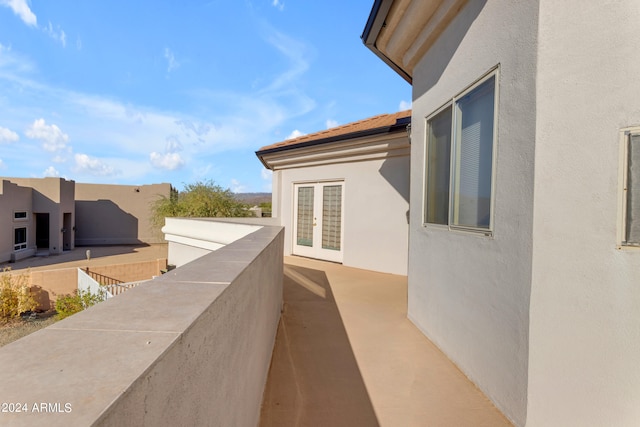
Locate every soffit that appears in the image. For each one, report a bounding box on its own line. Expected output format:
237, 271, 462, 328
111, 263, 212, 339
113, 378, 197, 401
363, 0, 468, 82
259, 133, 410, 171
256, 110, 411, 170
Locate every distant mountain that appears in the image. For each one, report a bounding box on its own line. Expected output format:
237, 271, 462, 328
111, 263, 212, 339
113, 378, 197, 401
233, 192, 272, 206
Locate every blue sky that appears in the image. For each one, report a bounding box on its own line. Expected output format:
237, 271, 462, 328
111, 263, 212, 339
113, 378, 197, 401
0, 0, 410, 192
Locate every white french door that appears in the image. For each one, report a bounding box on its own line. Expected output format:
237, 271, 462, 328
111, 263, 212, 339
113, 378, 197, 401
292, 181, 344, 263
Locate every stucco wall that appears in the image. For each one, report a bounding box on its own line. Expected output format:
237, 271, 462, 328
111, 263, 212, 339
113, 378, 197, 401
274, 153, 410, 275
2, 259, 168, 310
0, 223, 283, 426
527, 1, 640, 426
6, 177, 75, 255
408, 1, 538, 425
0, 181, 33, 263
75, 183, 171, 245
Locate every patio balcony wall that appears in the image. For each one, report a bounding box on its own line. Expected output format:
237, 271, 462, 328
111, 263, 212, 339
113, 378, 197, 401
0, 218, 283, 427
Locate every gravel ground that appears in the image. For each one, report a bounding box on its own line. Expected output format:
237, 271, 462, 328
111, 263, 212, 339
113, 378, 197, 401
0, 312, 58, 348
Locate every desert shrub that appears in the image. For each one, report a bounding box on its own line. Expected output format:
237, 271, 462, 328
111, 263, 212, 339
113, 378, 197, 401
0, 268, 37, 323
55, 288, 106, 320
150, 180, 253, 230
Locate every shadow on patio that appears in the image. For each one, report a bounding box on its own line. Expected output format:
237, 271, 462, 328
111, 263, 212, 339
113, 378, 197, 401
260, 256, 512, 427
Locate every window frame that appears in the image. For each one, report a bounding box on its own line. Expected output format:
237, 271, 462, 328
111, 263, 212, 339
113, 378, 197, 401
618, 126, 640, 248
14, 227, 27, 251
13, 211, 28, 221
422, 68, 499, 235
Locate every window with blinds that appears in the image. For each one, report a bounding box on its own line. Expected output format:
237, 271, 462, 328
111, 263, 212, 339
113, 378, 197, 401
322, 185, 342, 251
624, 133, 640, 245
296, 186, 314, 247
424, 71, 497, 232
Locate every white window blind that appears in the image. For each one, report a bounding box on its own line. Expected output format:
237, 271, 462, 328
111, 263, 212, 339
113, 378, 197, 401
296, 186, 314, 247
322, 185, 342, 251
453, 78, 495, 229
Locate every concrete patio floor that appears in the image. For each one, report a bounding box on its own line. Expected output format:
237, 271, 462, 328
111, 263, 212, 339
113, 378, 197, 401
260, 256, 512, 427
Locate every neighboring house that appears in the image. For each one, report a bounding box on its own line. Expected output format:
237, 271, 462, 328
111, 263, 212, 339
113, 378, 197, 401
0, 180, 35, 263
257, 111, 410, 275
0, 177, 75, 263
0, 177, 171, 264
362, 1, 640, 426
75, 182, 171, 245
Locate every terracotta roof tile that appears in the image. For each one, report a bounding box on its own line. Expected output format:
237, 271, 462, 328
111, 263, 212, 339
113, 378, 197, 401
257, 110, 411, 152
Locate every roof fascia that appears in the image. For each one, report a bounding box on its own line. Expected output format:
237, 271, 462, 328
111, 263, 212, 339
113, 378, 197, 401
256, 117, 410, 170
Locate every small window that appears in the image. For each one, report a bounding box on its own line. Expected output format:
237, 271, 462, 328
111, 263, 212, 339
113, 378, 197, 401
14, 227, 27, 251
14, 211, 27, 221
621, 131, 640, 246
424, 70, 498, 233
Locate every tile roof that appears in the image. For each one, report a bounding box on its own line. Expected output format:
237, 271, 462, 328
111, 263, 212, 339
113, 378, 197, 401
257, 110, 411, 153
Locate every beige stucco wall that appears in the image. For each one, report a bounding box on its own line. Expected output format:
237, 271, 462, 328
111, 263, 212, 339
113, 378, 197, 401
0, 223, 283, 427
2, 259, 168, 310
6, 177, 75, 255
273, 150, 410, 275
0, 181, 34, 263
527, 1, 640, 426
75, 183, 171, 245
408, 1, 538, 424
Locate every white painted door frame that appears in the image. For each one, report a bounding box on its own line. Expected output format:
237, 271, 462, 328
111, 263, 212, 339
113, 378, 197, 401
292, 181, 344, 263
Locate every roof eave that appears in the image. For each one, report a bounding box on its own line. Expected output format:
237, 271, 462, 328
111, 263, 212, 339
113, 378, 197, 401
256, 117, 410, 170
361, 0, 413, 84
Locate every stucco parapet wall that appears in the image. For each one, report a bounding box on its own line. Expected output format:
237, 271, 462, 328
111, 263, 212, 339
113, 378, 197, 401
161, 217, 268, 251
0, 223, 284, 427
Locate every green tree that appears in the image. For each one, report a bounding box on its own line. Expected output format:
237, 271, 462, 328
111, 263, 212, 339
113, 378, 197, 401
151, 180, 253, 229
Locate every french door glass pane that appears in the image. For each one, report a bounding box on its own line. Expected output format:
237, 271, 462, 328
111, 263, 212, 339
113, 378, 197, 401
453, 77, 495, 229
426, 106, 452, 225
296, 186, 314, 247
322, 185, 342, 250
626, 134, 640, 244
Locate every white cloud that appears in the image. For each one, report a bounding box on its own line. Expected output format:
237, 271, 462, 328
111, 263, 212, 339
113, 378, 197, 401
43, 166, 59, 177
0, 159, 4, 169
326, 119, 338, 129
164, 48, 179, 73
261, 168, 272, 192
230, 178, 247, 193
52, 154, 68, 163
150, 152, 184, 170
176, 119, 212, 139
272, 0, 284, 11
25, 118, 69, 152
44, 21, 66, 47
74, 153, 117, 176
0, 0, 37, 27
164, 135, 183, 152
287, 129, 304, 140
261, 168, 272, 181
262, 29, 310, 94
0, 42, 34, 75
399, 100, 412, 111
0, 26, 318, 185
0, 126, 19, 142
